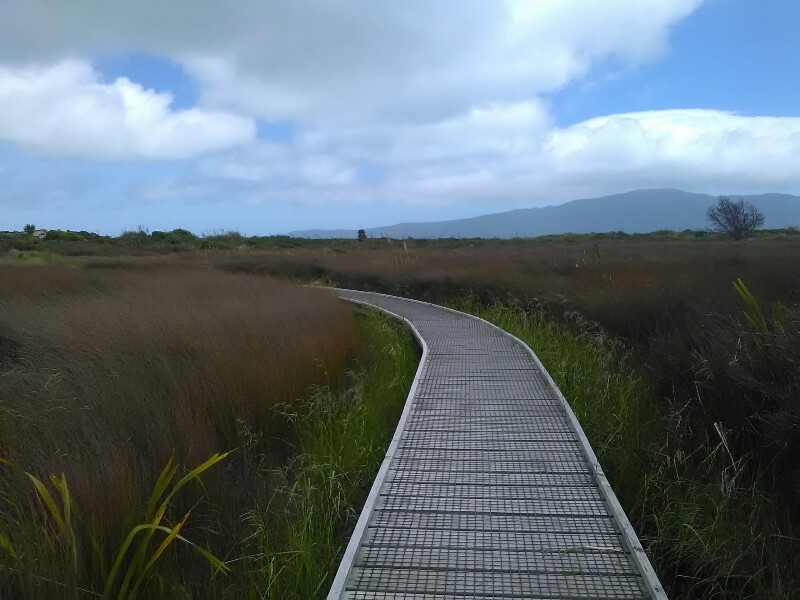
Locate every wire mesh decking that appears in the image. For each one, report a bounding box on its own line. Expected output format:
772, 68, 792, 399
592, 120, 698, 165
328, 290, 666, 600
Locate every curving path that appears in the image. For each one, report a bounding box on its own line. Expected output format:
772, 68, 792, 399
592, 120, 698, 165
328, 289, 666, 600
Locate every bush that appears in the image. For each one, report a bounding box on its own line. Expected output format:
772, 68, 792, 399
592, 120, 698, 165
118, 229, 150, 244
43, 230, 87, 242
168, 228, 198, 242
151, 229, 200, 247
199, 231, 245, 251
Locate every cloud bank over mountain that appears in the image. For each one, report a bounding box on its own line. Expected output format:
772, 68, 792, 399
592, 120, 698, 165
2, 1, 800, 233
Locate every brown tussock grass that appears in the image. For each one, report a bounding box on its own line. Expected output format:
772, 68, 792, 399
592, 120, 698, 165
219, 237, 800, 498
219, 238, 800, 325
0, 265, 355, 596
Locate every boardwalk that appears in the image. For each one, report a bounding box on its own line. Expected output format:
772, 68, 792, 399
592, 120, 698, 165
329, 290, 666, 600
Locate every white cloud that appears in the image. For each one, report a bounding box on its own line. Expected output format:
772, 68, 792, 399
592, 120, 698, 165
393, 108, 800, 203
0, 1, 705, 166
193, 106, 800, 207
1, 1, 703, 126
5, 0, 800, 217
180, 0, 704, 125
354, 101, 553, 164
0, 60, 255, 160
545, 110, 800, 186
198, 141, 356, 188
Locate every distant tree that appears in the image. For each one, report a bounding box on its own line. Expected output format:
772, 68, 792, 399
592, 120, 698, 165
357, 229, 367, 242
23, 224, 35, 235
706, 196, 765, 240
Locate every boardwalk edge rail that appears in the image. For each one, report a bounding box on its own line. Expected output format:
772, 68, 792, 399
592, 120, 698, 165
327, 288, 668, 600
327, 297, 429, 599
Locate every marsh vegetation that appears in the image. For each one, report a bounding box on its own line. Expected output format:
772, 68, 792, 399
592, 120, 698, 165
2, 231, 799, 598
221, 234, 800, 598
0, 265, 417, 598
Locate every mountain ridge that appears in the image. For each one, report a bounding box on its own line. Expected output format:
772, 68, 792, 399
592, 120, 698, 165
289, 189, 800, 239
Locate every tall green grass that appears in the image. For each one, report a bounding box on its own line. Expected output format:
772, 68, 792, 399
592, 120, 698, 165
457, 297, 799, 599
225, 310, 417, 598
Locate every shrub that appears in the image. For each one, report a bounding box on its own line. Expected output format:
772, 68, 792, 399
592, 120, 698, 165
43, 230, 86, 242
150, 229, 200, 248
168, 228, 198, 242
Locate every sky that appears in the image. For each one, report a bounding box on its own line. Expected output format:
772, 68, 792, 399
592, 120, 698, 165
1, 0, 799, 235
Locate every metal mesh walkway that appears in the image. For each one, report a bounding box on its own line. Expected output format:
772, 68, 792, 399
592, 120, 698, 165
328, 290, 666, 600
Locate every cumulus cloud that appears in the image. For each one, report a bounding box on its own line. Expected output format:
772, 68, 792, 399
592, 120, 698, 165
0, 60, 255, 160
350, 101, 553, 164
394, 109, 800, 202
5, 0, 800, 217
544, 110, 800, 188
0, 1, 705, 165
1, 0, 703, 126
183, 0, 703, 125
194, 107, 800, 207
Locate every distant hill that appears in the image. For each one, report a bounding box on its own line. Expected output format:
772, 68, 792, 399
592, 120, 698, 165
289, 189, 800, 239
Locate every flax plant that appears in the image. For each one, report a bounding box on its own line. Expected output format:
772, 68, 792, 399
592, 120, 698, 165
104, 453, 231, 599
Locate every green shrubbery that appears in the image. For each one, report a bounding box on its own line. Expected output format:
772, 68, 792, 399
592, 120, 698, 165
150, 228, 199, 245
43, 230, 87, 242
235, 310, 417, 598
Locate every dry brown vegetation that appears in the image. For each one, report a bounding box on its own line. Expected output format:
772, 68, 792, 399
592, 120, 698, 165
221, 236, 800, 501
4, 233, 799, 597
218, 235, 800, 597
217, 236, 800, 317
0, 265, 357, 596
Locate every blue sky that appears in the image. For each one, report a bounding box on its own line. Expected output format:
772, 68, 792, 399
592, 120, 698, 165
553, 0, 800, 124
1, 0, 799, 235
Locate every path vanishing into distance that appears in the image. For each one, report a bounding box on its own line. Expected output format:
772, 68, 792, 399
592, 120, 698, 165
328, 289, 666, 600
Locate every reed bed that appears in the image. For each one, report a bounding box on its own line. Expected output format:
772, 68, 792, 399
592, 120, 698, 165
0, 266, 361, 597
219, 236, 800, 597
219, 238, 800, 489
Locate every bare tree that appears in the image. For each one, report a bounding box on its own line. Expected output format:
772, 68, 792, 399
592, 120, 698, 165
706, 196, 765, 240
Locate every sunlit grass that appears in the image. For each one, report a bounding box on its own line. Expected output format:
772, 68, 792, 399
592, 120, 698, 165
458, 298, 799, 599
226, 310, 417, 598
